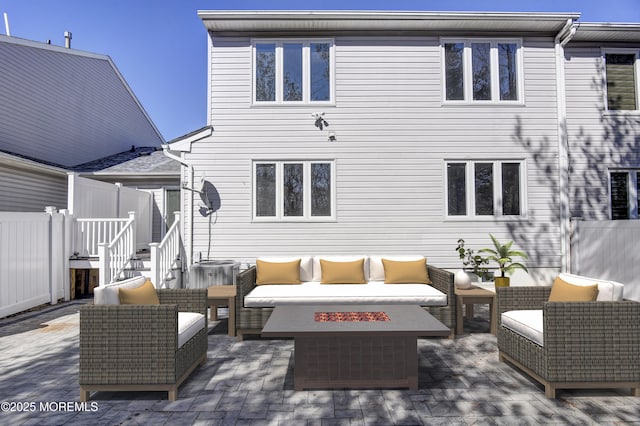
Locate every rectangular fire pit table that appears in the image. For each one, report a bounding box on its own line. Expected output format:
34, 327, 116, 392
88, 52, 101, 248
261, 305, 450, 390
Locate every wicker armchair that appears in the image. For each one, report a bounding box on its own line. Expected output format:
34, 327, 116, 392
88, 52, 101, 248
496, 286, 640, 398
79, 289, 208, 401
235, 264, 455, 340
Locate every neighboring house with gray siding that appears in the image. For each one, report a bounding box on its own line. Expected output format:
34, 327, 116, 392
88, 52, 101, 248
0, 34, 166, 213
166, 11, 639, 282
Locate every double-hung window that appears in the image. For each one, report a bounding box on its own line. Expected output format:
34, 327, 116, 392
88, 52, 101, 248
610, 170, 640, 219
604, 50, 639, 111
254, 160, 335, 221
446, 160, 526, 218
253, 40, 334, 104
442, 39, 523, 103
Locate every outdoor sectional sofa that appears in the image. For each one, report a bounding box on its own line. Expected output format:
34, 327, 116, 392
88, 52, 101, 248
497, 273, 640, 398
235, 255, 455, 340
79, 276, 208, 401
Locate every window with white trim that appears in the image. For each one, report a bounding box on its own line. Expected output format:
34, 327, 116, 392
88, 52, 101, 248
446, 160, 525, 218
604, 51, 639, 111
610, 170, 640, 219
442, 39, 522, 103
253, 40, 334, 104
254, 161, 335, 221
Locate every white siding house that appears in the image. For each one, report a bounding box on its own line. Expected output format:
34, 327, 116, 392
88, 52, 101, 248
167, 11, 639, 284
563, 24, 640, 221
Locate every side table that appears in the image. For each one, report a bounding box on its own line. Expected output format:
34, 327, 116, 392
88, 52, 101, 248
455, 286, 497, 336
207, 285, 237, 337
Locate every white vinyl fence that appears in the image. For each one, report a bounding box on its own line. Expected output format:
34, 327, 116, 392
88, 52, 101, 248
571, 219, 640, 301
68, 174, 152, 250
0, 208, 67, 318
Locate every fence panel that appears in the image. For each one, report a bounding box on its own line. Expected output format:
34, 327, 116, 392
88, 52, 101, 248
0, 213, 52, 317
119, 186, 151, 250
572, 220, 640, 301
68, 174, 118, 218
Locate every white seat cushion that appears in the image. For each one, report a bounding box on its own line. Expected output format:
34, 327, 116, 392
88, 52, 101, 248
501, 310, 544, 347
312, 255, 370, 282
93, 276, 147, 305
257, 256, 314, 282
557, 273, 624, 301
177, 312, 206, 348
369, 255, 427, 281
244, 281, 446, 307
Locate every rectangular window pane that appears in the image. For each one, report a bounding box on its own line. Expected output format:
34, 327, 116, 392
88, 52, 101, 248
499, 43, 518, 101
447, 163, 467, 215
472, 43, 491, 100
256, 163, 276, 216
283, 43, 303, 101
310, 43, 331, 101
255, 44, 276, 102
311, 163, 331, 216
444, 43, 465, 100
611, 172, 630, 219
606, 54, 637, 110
502, 163, 521, 215
475, 163, 494, 215
283, 163, 304, 217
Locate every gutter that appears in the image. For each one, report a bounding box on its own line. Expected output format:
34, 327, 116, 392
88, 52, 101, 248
554, 18, 578, 273
162, 145, 196, 271
161, 126, 214, 272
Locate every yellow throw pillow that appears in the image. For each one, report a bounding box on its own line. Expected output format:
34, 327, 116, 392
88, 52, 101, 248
320, 258, 367, 284
118, 279, 160, 305
382, 258, 432, 284
548, 276, 599, 302
256, 259, 302, 285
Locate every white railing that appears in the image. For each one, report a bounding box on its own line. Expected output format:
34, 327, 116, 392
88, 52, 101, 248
98, 212, 136, 285
74, 217, 128, 257
150, 212, 182, 289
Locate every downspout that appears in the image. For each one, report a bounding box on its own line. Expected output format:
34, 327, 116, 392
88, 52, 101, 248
554, 19, 577, 273
162, 146, 195, 271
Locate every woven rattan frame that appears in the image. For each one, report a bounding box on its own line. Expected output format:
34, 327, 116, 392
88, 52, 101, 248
496, 286, 640, 398
79, 288, 208, 401
235, 263, 455, 340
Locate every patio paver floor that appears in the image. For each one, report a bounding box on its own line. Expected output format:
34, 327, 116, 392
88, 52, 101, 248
0, 300, 638, 425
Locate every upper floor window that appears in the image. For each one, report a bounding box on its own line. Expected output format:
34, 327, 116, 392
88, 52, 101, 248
604, 51, 639, 111
446, 160, 526, 219
442, 39, 522, 103
254, 160, 335, 221
610, 170, 639, 219
253, 40, 334, 104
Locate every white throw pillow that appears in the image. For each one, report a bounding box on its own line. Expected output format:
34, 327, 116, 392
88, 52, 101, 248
93, 276, 147, 305
557, 273, 624, 301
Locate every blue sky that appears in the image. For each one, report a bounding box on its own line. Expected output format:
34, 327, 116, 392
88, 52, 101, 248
2, 1, 639, 142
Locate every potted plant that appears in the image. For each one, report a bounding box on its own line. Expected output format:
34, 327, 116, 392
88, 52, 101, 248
479, 234, 528, 287
454, 239, 489, 288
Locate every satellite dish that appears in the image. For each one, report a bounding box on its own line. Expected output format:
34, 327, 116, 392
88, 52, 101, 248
198, 179, 221, 216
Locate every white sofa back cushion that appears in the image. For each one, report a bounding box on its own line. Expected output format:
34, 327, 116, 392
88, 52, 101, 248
369, 255, 428, 282
257, 256, 313, 282
501, 310, 544, 346
312, 255, 370, 282
93, 276, 148, 305
558, 273, 624, 301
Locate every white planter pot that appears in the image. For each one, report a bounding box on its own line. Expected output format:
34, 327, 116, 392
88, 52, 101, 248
454, 269, 473, 289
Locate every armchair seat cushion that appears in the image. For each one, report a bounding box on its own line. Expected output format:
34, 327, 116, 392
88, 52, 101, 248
177, 312, 206, 348
501, 309, 544, 346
